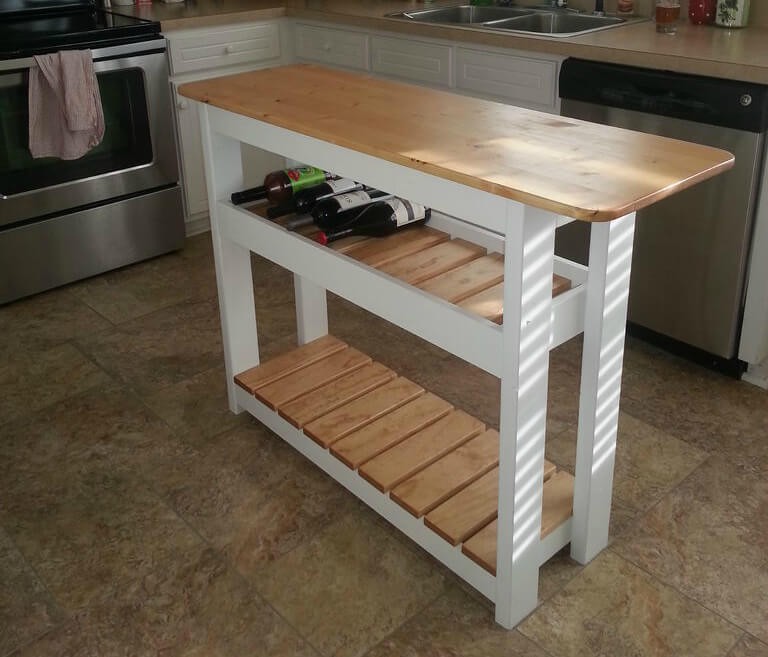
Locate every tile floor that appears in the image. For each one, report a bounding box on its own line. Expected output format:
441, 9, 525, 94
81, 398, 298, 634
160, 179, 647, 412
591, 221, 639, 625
1, 232, 767, 657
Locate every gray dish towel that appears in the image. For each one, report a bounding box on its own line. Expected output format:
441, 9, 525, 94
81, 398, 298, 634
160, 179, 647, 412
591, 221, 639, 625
28, 50, 105, 160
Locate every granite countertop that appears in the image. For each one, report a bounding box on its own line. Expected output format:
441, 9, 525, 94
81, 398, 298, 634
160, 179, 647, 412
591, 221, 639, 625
123, 0, 768, 83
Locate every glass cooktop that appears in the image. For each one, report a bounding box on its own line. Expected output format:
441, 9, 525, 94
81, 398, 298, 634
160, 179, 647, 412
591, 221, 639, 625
0, 5, 160, 58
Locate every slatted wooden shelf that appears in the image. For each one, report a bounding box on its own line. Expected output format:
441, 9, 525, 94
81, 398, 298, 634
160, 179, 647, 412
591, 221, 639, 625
245, 205, 573, 324
234, 335, 574, 575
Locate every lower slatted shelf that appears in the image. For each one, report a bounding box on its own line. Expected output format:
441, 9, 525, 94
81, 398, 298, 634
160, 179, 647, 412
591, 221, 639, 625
235, 335, 574, 576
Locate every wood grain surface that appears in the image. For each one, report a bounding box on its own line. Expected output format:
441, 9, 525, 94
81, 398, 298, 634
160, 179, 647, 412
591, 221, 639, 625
179, 64, 734, 221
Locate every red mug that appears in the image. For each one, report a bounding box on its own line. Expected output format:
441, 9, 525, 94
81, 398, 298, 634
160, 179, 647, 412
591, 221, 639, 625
689, 0, 716, 24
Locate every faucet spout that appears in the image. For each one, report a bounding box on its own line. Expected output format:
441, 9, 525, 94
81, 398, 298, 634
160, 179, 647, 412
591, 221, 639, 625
593, 0, 605, 14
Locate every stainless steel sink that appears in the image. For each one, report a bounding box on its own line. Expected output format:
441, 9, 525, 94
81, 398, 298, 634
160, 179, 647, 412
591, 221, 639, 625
394, 5, 535, 23
483, 12, 625, 34
386, 4, 640, 37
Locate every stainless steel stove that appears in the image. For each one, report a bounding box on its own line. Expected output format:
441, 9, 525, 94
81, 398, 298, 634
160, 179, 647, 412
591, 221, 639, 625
0, 0, 184, 304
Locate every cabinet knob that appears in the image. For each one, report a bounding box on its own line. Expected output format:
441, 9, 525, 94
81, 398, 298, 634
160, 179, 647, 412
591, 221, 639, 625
225, 45, 235, 54
322, 42, 331, 51
177, 99, 188, 110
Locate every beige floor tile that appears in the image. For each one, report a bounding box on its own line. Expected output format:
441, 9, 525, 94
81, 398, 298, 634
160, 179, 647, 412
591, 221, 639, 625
0, 288, 112, 361
519, 551, 742, 657
253, 508, 447, 657
70, 252, 218, 324
0, 343, 110, 427
546, 412, 709, 512
613, 455, 768, 643
140, 364, 251, 445
363, 586, 550, 657
78, 298, 224, 394
0, 527, 67, 656
14, 547, 316, 657
4, 465, 207, 612
0, 383, 178, 507
141, 422, 358, 576
728, 635, 768, 657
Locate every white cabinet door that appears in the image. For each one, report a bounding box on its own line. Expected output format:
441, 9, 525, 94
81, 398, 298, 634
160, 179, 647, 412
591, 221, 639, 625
168, 23, 281, 76
172, 83, 209, 218
371, 35, 451, 87
294, 23, 369, 70
455, 47, 559, 111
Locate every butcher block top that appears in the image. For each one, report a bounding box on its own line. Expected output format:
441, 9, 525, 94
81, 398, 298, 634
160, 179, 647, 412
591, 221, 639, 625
179, 63, 734, 222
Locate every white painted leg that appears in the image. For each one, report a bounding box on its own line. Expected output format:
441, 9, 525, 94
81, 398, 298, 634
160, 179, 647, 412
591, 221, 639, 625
294, 273, 328, 345
199, 104, 260, 413
570, 213, 636, 564
495, 204, 557, 629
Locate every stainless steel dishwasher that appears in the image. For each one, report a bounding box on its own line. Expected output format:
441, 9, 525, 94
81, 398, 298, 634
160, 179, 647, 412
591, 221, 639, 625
558, 58, 768, 375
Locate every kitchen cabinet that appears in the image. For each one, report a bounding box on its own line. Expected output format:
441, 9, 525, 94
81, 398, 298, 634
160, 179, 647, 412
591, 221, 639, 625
371, 35, 452, 88
294, 23, 370, 71
292, 21, 562, 113
179, 64, 730, 628
166, 20, 288, 234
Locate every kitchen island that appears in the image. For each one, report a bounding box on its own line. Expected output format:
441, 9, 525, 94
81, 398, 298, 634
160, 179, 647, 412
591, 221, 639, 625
179, 63, 732, 628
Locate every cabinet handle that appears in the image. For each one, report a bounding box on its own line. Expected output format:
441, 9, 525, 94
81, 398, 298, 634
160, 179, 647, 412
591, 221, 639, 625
225, 45, 235, 54
177, 99, 188, 110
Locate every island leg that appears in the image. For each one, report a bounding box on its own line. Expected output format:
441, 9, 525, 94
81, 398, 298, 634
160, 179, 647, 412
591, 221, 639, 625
199, 104, 260, 413
571, 213, 636, 563
495, 204, 557, 629
294, 274, 328, 346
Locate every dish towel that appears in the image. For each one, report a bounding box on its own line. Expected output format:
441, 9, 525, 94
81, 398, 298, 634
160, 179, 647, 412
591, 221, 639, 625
28, 50, 105, 160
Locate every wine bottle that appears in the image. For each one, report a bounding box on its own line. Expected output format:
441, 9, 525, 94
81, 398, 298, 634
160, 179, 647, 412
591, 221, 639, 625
311, 189, 391, 230
316, 198, 430, 245
230, 166, 331, 205
266, 178, 362, 219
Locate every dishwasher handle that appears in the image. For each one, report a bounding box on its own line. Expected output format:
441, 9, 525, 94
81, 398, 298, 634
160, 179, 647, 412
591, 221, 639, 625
559, 58, 768, 133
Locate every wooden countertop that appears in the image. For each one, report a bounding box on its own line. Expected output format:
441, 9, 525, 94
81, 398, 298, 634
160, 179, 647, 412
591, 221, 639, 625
179, 63, 733, 221
126, 0, 768, 84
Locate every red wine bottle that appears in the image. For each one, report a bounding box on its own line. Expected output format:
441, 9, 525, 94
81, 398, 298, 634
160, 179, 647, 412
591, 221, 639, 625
266, 178, 362, 219
230, 166, 331, 205
316, 198, 430, 245
311, 189, 391, 230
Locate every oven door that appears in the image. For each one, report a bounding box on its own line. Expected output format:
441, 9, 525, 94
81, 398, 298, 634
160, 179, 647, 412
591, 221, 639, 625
0, 40, 178, 227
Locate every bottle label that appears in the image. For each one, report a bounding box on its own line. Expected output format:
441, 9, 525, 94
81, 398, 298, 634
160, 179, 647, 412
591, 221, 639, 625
385, 199, 428, 226
333, 190, 376, 210
286, 167, 326, 193
324, 178, 358, 195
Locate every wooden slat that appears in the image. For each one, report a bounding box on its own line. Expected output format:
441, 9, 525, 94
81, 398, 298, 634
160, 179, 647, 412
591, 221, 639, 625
278, 362, 396, 428
303, 377, 424, 447
234, 335, 347, 394
457, 273, 574, 324
390, 429, 500, 517
377, 239, 486, 285
254, 347, 371, 410
330, 393, 453, 469
417, 253, 504, 304
358, 409, 485, 492
342, 227, 450, 268
461, 470, 575, 575
425, 467, 499, 546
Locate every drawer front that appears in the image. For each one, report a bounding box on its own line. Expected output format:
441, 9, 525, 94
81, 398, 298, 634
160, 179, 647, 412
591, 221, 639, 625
169, 23, 281, 75
371, 36, 451, 87
294, 24, 369, 70
455, 48, 557, 110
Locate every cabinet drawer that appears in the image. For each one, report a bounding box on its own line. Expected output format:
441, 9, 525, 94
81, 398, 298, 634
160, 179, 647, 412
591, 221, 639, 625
294, 24, 369, 70
169, 23, 281, 75
455, 48, 557, 110
371, 36, 451, 87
